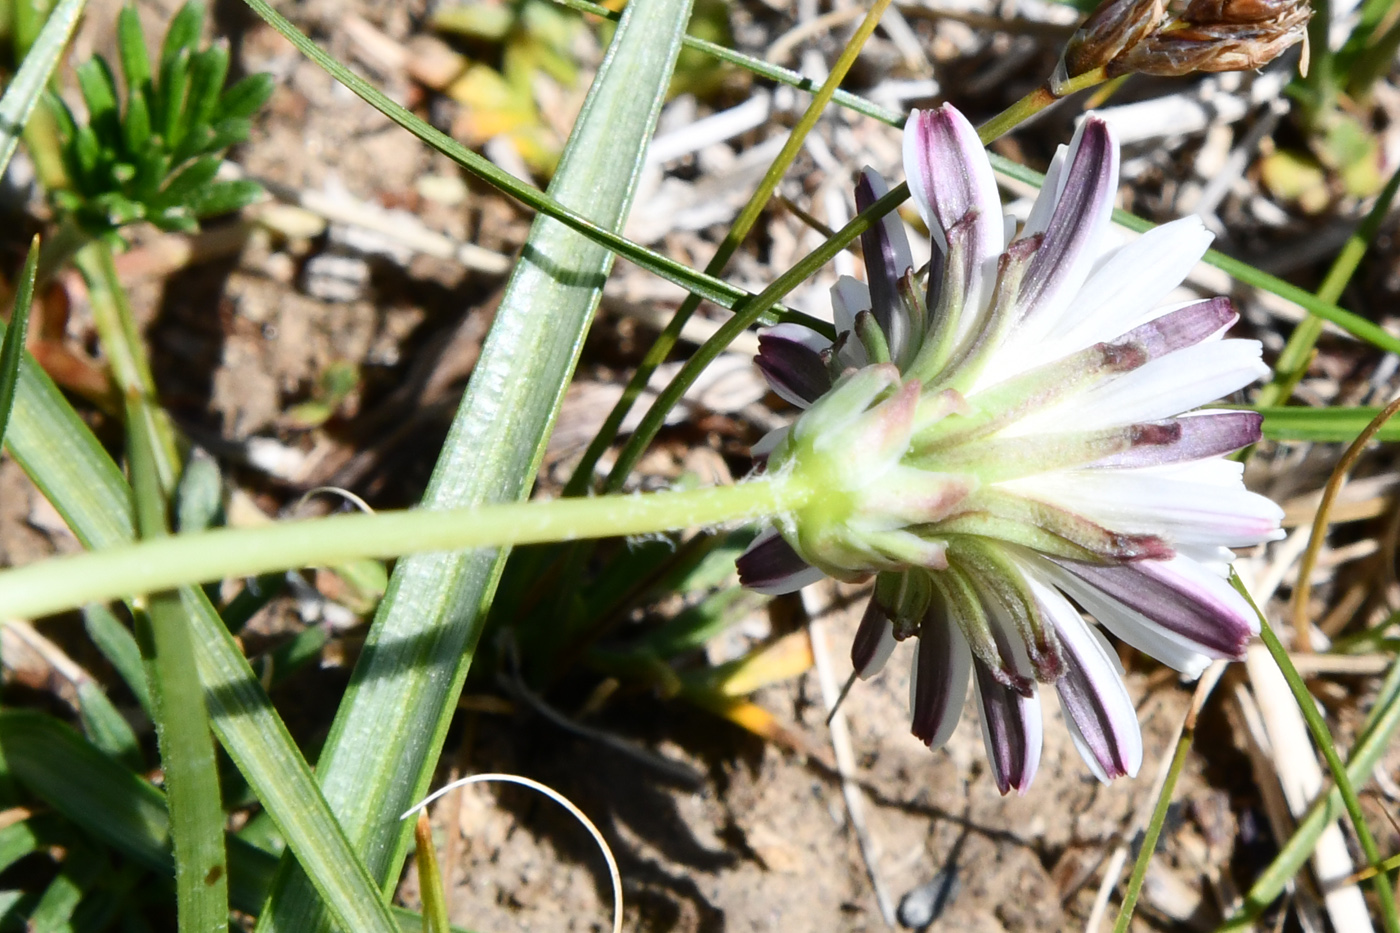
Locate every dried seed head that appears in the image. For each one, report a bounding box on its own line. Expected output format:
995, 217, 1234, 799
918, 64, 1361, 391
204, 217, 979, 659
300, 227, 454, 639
1061, 0, 1166, 79
1105, 0, 1310, 76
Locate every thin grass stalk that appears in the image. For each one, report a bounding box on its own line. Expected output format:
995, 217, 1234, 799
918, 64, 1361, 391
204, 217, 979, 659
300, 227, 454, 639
566, 0, 894, 498
1236, 577, 1400, 933
1112, 667, 1222, 933
1259, 162, 1400, 408
0, 236, 41, 449
412, 813, 449, 933
1219, 657, 1400, 929
1292, 397, 1400, 650
126, 395, 229, 932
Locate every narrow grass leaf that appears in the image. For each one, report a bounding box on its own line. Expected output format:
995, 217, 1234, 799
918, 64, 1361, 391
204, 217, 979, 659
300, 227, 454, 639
1253, 405, 1400, 443
254, 0, 694, 928
0, 0, 87, 179
83, 604, 153, 714
0, 709, 308, 916
0, 236, 40, 451
129, 384, 230, 933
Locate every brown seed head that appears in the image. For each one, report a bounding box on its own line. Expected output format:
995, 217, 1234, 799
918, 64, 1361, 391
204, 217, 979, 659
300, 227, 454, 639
1061, 0, 1167, 78
1106, 0, 1311, 77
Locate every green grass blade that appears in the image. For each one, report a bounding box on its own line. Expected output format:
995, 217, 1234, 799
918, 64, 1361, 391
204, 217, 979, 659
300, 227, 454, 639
1219, 658, 1400, 929
0, 236, 39, 451
0, 0, 88, 179
254, 0, 693, 926
126, 394, 230, 933
0, 305, 399, 931
0, 710, 172, 875
75, 678, 143, 770
0, 708, 294, 916
83, 603, 153, 714
1252, 405, 1400, 443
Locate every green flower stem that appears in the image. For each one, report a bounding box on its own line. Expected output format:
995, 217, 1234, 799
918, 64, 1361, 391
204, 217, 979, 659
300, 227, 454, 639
1257, 160, 1400, 408
567, 0, 894, 498
1234, 577, 1400, 933
976, 66, 1107, 144
0, 475, 810, 623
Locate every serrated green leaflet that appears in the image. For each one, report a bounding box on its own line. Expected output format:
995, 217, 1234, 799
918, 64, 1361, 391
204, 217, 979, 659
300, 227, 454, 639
252, 0, 693, 927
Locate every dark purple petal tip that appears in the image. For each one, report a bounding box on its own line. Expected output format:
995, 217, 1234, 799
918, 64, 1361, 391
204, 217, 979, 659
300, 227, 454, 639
756, 327, 833, 406
737, 528, 824, 595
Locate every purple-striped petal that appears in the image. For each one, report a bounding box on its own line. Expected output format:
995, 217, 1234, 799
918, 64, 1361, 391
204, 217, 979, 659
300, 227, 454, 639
1049, 555, 1258, 659
903, 106, 1003, 316
972, 657, 1042, 795
910, 603, 972, 748
737, 526, 826, 594
1017, 117, 1119, 334
1027, 574, 1142, 781
852, 599, 898, 679
1118, 297, 1236, 358
1090, 411, 1263, 469
855, 168, 916, 362
756, 324, 833, 407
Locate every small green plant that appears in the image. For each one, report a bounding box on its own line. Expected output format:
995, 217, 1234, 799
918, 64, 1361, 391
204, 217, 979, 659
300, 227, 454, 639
45, 1, 272, 240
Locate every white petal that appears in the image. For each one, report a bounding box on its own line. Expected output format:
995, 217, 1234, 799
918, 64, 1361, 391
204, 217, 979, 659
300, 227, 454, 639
750, 424, 790, 459
1024, 571, 1143, 781
1020, 340, 1268, 434
831, 275, 872, 336
1040, 216, 1215, 356
1004, 469, 1285, 548
1022, 145, 1068, 238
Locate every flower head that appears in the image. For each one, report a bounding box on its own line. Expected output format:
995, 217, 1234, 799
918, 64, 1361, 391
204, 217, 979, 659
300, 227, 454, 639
738, 105, 1282, 793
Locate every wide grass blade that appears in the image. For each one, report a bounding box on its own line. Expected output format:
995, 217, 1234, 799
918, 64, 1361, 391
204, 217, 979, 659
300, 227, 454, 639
252, 0, 694, 928
0, 0, 88, 179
